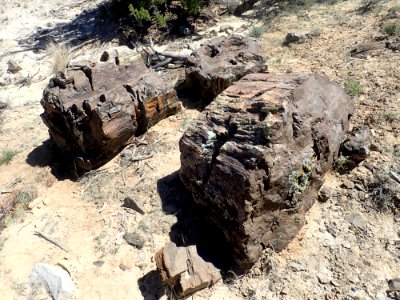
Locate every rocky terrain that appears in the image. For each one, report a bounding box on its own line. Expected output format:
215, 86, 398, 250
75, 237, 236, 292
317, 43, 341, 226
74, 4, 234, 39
0, 0, 400, 299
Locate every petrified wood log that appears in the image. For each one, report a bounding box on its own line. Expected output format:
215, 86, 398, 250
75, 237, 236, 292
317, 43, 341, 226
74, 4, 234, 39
41, 60, 181, 171
155, 242, 221, 298
185, 35, 266, 103
179, 73, 354, 271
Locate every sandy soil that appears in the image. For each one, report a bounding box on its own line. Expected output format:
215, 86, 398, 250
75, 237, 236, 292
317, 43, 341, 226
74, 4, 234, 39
1, 0, 400, 299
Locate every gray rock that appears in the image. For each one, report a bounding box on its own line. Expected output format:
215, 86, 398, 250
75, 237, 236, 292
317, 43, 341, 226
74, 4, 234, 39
340, 125, 372, 162
123, 232, 145, 249
122, 197, 145, 214
318, 185, 332, 202
317, 273, 330, 284
389, 278, 400, 291
284, 32, 310, 46
7, 59, 22, 74
30, 263, 75, 300
347, 213, 366, 230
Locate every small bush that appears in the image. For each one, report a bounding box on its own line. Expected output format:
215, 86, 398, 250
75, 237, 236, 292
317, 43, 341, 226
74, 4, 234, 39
384, 24, 400, 36
0, 150, 16, 166
344, 78, 363, 97
369, 172, 399, 212
47, 42, 70, 74
247, 25, 267, 38
181, 0, 203, 14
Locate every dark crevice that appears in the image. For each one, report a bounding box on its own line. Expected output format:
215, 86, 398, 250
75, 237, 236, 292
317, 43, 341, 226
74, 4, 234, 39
123, 84, 147, 136
202, 116, 238, 186
82, 67, 94, 91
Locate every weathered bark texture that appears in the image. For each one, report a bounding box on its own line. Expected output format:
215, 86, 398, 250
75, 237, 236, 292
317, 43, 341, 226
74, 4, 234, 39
179, 73, 354, 271
41, 60, 181, 171
185, 35, 266, 103
155, 242, 221, 298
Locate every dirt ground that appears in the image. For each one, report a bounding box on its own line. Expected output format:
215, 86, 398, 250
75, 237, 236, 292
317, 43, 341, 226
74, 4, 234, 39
0, 0, 400, 299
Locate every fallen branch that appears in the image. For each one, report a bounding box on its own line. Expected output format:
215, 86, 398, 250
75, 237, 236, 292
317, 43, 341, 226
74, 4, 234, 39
34, 231, 69, 252
132, 154, 153, 162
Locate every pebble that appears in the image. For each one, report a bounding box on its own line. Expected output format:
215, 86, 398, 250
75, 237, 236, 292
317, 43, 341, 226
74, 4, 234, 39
123, 232, 145, 249
317, 273, 330, 284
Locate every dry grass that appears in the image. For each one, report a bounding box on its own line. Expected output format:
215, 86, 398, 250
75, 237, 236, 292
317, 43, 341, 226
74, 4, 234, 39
47, 42, 70, 74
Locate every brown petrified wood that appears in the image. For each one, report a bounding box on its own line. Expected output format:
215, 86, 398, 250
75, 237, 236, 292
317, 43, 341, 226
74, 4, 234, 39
185, 35, 267, 103
155, 242, 221, 298
179, 73, 354, 271
40, 60, 181, 171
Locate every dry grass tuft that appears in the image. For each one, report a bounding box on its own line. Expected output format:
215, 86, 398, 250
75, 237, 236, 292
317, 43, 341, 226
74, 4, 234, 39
47, 42, 70, 74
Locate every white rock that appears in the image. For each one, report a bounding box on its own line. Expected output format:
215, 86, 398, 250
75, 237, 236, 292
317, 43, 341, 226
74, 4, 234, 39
30, 263, 75, 300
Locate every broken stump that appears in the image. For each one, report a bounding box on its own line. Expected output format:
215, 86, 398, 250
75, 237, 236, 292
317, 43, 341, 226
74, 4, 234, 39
179, 73, 354, 271
185, 35, 266, 103
40, 60, 181, 171
155, 242, 221, 298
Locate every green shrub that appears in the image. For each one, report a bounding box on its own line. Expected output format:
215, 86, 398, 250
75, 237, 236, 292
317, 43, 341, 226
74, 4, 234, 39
0, 150, 16, 166
181, 0, 203, 14
344, 78, 363, 97
384, 24, 400, 36
247, 25, 267, 38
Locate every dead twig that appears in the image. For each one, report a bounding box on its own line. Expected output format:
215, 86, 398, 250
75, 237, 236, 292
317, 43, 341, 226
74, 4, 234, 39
132, 154, 153, 162
34, 231, 68, 252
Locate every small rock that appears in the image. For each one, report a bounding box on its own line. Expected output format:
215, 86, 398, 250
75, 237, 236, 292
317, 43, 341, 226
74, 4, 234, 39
93, 260, 104, 267
388, 278, 400, 291
289, 261, 307, 272
331, 279, 344, 287
122, 197, 145, 214
30, 263, 75, 300
284, 32, 310, 46
280, 287, 289, 295
318, 185, 332, 202
340, 125, 372, 162
123, 232, 145, 249
317, 273, 330, 284
219, 24, 234, 33
7, 59, 22, 74
347, 213, 366, 230
341, 179, 355, 189
155, 242, 221, 298
0, 102, 7, 110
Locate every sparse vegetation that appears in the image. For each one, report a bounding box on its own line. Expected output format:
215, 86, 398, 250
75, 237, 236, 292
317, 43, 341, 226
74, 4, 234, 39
369, 171, 400, 211
247, 25, 267, 38
334, 155, 355, 173
344, 78, 363, 97
384, 23, 400, 36
288, 158, 314, 196
47, 42, 70, 74
0, 150, 16, 166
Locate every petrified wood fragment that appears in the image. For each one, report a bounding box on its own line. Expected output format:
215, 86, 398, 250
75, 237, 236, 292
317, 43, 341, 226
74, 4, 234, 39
155, 242, 221, 298
185, 35, 266, 103
179, 73, 354, 271
41, 60, 180, 171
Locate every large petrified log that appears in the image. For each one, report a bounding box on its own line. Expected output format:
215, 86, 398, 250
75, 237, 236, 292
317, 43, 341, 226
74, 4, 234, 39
41, 60, 181, 171
179, 73, 354, 271
185, 35, 266, 103
155, 242, 221, 298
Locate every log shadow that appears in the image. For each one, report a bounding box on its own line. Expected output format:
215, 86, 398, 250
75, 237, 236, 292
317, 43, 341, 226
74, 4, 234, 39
156, 170, 235, 272
26, 139, 77, 181
137, 270, 165, 300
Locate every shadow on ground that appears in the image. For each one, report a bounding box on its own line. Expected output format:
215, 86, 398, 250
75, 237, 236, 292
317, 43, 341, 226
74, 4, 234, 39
18, 2, 120, 52
26, 139, 78, 181
137, 270, 165, 300
138, 170, 236, 298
